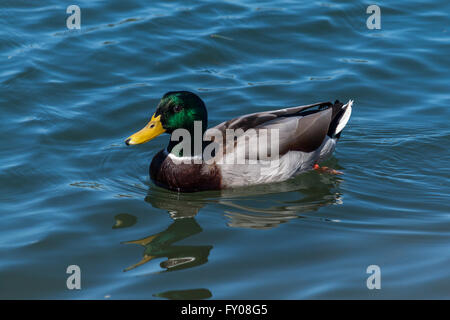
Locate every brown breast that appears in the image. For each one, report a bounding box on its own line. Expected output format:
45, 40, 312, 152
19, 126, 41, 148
150, 150, 222, 192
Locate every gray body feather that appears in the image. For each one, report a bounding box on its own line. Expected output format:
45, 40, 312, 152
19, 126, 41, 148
207, 100, 353, 187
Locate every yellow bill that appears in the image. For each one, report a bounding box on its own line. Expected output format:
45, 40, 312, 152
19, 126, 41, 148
125, 114, 166, 145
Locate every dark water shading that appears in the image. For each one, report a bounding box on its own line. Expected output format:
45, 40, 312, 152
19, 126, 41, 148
113, 213, 137, 229
0, 0, 449, 299
154, 288, 212, 300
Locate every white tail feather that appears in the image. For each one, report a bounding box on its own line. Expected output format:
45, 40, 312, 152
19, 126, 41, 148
334, 99, 353, 135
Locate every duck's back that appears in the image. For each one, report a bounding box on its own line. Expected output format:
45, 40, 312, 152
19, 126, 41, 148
211, 100, 353, 188
150, 100, 353, 191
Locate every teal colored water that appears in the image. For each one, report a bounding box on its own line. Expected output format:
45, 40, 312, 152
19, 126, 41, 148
1, 0, 449, 299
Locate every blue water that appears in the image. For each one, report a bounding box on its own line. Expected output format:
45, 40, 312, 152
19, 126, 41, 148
1, 0, 449, 299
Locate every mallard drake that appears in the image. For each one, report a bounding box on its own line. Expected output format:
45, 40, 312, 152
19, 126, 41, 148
125, 91, 352, 192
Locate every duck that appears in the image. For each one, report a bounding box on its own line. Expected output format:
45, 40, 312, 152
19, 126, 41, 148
125, 91, 353, 192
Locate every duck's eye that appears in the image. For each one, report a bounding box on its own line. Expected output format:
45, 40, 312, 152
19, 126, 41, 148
173, 105, 183, 113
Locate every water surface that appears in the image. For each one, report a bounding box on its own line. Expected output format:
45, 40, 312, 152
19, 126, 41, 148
0, 0, 449, 299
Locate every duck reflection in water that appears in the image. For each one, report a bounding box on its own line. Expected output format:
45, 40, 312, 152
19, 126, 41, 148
123, 216, 212, 272
217, 171, 343, 229
123, 166, 343, 272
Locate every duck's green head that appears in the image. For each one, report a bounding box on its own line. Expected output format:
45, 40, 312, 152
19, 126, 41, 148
125, 91, 207, 145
